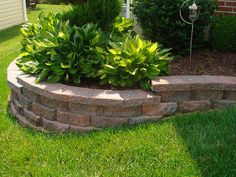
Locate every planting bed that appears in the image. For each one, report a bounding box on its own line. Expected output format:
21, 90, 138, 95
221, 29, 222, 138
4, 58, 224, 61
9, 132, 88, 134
7, 61, 236, 133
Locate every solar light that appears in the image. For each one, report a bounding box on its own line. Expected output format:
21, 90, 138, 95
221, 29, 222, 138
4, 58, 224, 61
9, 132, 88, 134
180, 0, 200, 61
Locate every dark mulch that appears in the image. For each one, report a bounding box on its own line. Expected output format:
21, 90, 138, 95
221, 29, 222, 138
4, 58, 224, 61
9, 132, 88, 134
170, 49, 236, 76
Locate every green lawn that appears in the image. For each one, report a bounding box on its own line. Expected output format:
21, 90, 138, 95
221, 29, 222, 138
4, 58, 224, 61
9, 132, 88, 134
0, 4, 236, 177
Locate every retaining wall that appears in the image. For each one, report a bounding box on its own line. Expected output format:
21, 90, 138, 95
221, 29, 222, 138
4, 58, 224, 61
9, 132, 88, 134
7, 61, 236, 133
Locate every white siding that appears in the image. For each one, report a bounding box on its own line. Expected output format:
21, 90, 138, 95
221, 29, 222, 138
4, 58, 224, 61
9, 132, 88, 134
0, 0, 25, 30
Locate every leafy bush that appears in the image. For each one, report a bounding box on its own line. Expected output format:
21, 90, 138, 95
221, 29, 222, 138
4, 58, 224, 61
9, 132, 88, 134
64, 0, 122, 31
17, 13, 105, 84
210, 16, 236, 52
17, 13, 172, 90
45, 0, 84, 5
97, 35, 171, 89
132, 0, 217, 55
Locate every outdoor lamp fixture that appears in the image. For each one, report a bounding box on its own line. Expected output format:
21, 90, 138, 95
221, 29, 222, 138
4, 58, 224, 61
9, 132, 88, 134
179, 0, 200, 61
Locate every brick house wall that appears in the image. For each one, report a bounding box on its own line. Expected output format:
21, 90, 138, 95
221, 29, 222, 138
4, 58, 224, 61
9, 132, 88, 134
216, 0, 236, 15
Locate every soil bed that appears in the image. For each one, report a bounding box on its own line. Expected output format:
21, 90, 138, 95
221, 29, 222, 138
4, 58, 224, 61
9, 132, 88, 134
170, 49, 236, 76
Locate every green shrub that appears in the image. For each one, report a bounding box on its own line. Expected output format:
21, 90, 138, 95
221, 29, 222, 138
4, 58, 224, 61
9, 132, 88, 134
17, 13, 172, 90
210, 16, 236, 52
17, 13, 105, 84
64, 0, 122, 31
132, 0, 217, 55
45, 0, 84, 5
97, 35, 171, 89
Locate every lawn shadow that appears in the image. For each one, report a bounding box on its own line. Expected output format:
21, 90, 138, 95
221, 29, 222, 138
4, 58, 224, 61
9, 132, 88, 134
172, 107, 236, 177
0, 26, 21, 43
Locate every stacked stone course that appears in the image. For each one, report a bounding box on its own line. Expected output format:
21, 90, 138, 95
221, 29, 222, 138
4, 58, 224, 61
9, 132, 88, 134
7, 61, 236, 133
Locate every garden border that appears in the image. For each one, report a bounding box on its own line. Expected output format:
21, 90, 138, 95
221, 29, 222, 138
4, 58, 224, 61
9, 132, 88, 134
7, 61, 236, 133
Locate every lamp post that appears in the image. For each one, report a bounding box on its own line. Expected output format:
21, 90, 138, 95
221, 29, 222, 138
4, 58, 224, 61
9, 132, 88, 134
179, 0, 200, 61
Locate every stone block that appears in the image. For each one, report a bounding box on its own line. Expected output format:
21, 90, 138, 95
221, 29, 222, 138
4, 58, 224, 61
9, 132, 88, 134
191, 90, 223, 100
23, 108, 42, 126
16, 114, 29, 127
151, 76, 190, 92
212, 100, 236, 109
40, 96, 68, 111
224, 91, 236, 100
142, 102, 177, 116
42, 119, 70, 132
13, 99, 23, 114
32, 102, 56, 120
103, 106, 142, 117
10, 91, 18, 102
121, 90, 161, 107
178, 100, 211, 113
57, 110, 90, 127
91, 116, 128, 128
10, 102, 17, 116
129, 115, 163, 125
159, 91, 191, 102
68, 103, 103, 115
22, 88, 40, 102
69, 125, 98, 133
17, 94, 31, 109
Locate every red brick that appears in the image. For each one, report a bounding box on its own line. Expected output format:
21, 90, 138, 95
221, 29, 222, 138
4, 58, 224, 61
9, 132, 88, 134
32, 102, 56, 120
91, 116, 128, 127
178, 100, 211, 113
57, 110, 90, 127
218, 1, 225, 6
142, 102, 177, 116
103, 106, 142, 117
226, 1, 236, 6
218, 6, 233, 12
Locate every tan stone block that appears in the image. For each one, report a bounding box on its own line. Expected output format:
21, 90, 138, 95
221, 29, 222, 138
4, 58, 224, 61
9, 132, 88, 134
68, 103, 103, 115
69, 125, 99, 133
159, 91, 190, 102
13, 99, 23, 114
42, 119, 69, 132
224, 91, 236, 100
57, 110, 90, 127
191, 90, 223, 100
10, 102, 17, 116
142, 102, 177, 116
212, 100, 236, 109
178, 100, 211, 113
23, 108, 42, 126
129, 115, 163, 125
91, 116, 128, 127
17, 94, 31, 109
103, 106, 142, 117
32, 102, 56, 120
40, 96, 68, 111
22, 88, 40, 102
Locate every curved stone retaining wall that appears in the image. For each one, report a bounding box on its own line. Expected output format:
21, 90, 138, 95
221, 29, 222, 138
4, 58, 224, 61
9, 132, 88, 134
7, 61, 236, 133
